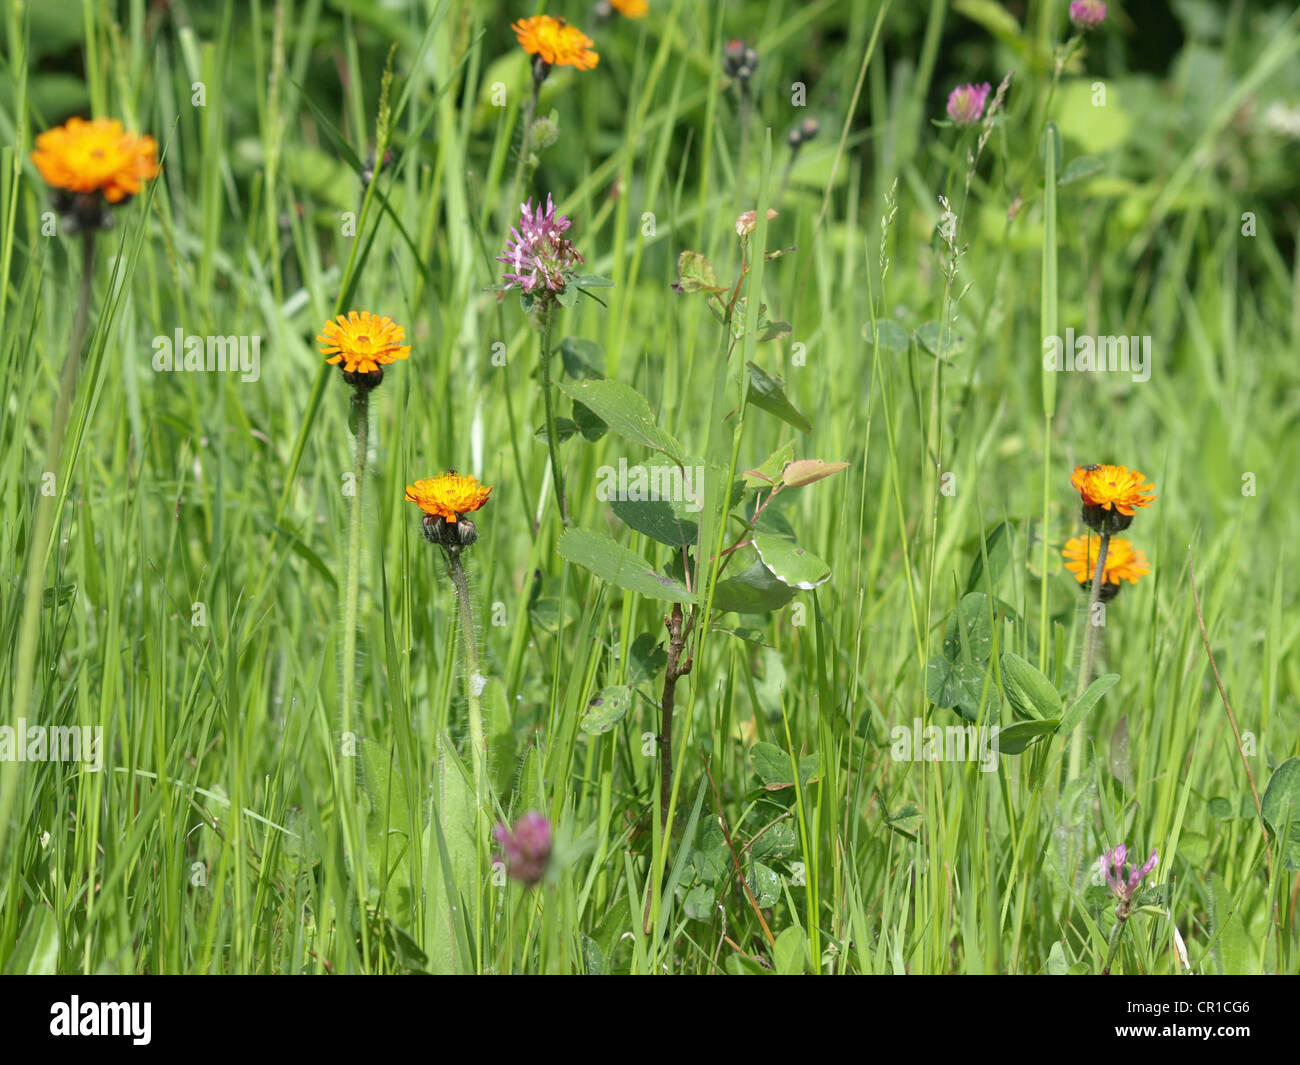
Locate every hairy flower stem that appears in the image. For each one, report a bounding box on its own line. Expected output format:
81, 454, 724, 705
658, 602, 693, 828
641, 601, 693, 935
737, 89, 754, 198
1067, 531, 1110, 781
447, 547, 487, 804
11, 233, 96, 723
508, 72, 543, 226
537, 307, 568, 523
4, 232, 97, 859
1100, 911, 1127, 975
341, 388, 369, 743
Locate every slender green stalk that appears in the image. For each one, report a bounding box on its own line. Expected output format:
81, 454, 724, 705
1067, 532, 1110, 781
1101, 910, 1127, 975
447, 548, 487, 803
338, 384, 372, 964
1038, 123, 1060, 672
537, 307, 567, 522
447, 539, 488, 976
657, 602, 692, 828
507, 73, 542, 225
341, 387, 369, 741
3, 231, 96, 862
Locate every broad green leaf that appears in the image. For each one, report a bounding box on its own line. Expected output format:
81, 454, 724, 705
863, 319, 911, 351
627, 632, 667, 685
560, 337, 604, 379
995, 717, 1061, 755
1207, 795, 1257, 820
926, 655, 999, 723
534, 417, 578, 444
610, 495, 699, 549
557, 528, 693, 603
965, 520, 1014, 595
954, 0, 1022, 42
774, 926, 805, 975
363, 739, 415, 910
712, 559, 798, 613
571, 401, 607, 441
1262, 757, 1300, 867
1059, 155, 1105, 186
582, 935, 605, 975
746, 861, 782, 907
941, 593, 997, 665
750, 742, 821, 791
886, 803, 923, 837
580, 685, 635, 734
482, 677, 515, 797
556, 378, 684, 463
1057, 672, 1120, 738
425, 744, 478, 974
751, 821, 798, 860
752, 531, 831, 590
756, 318, 792, 342
746, 361, 811, 433
671, 251, 726, 294
690, 817, 729, 881
743, 440, 796, 488
683, 883, 716, 921
916, 320, 964, 359
9, 907, 59, 975
1000, 651, 1062, 721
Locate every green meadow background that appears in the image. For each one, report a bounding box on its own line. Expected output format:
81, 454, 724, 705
2, 0, 1299, 974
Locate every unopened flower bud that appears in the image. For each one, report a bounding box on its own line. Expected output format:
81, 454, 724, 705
724, 39, 759, 84
530, 115, 559, 151
493, 811, 553, 886
343, 365, 384, 391
735, 207, 778, 236
1069, 0, 1107, 31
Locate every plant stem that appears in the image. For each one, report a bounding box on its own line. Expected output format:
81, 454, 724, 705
1101, 912, 1127, 975
341, 387, 369, 742
1067, 531, 1109, 781
447, 548, 487, 804
737, 88, 753, 198
658, 602, 693, 828
537, 307, 568, 523
3, 231, 96, 863
507, 73, 542, 226
11, 231, 96, 724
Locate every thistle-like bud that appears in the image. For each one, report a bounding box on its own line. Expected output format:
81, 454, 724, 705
51, 190, 116, 235
530, 114, 560, 151
724, 39, 759, 84
343, 366, 384, 391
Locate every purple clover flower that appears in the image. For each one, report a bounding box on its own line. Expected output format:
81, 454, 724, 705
1069, 1, 1107, 30
1099, 844, 1159, 919
497, 194, 585, 295
493, 811, 553, 886
946, 82, 992, 127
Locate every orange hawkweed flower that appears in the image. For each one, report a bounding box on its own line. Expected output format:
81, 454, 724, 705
610, 0, 649, 16
31, 117, 159, 203
1071, 464, 1156, 517
406, 472, 493, 524
1062, 535, 1150, 588
512, 15, 599, 71
317, 311, 411, 376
